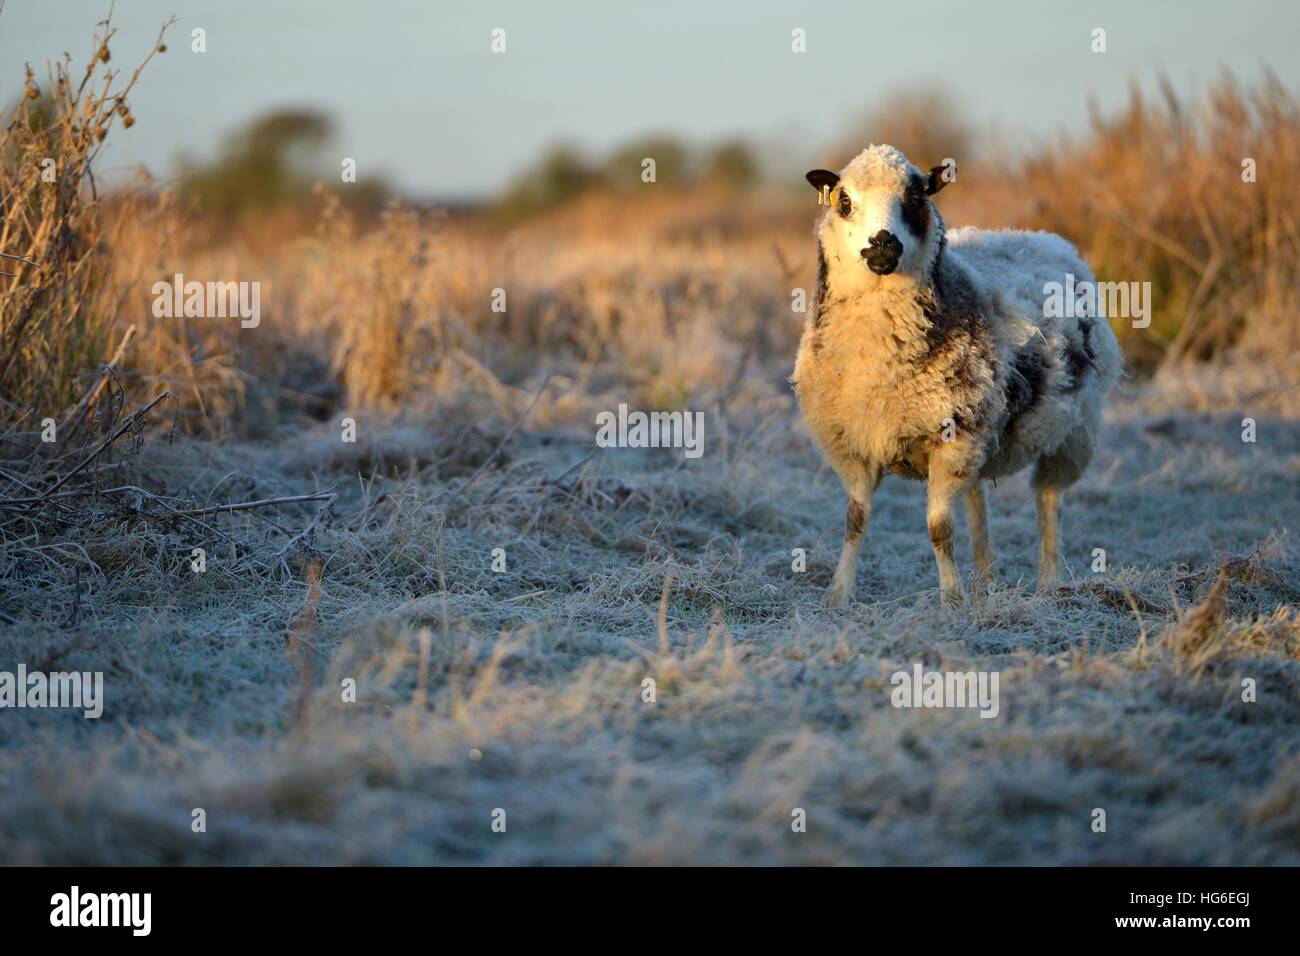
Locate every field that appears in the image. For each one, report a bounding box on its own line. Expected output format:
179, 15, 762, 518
2, 18, 1300, 865
3, 349, 1300, 864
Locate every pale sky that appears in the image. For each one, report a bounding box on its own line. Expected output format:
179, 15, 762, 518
2, 0, 1296, 199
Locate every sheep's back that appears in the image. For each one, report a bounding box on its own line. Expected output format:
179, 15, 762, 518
945, 226, 1122, 476
946, 226, 1093, 332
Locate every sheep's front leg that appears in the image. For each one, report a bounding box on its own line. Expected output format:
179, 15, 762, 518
824, 464, 878, 608
963, 483, 994, 590
927, 446, 975, 606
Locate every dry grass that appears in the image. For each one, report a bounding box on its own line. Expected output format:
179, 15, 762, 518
0, 13, 173, 418
1018, 73, 1300, 369
13, 70, 1298, 435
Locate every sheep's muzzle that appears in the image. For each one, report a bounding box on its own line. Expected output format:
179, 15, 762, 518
862, 230, 904, 275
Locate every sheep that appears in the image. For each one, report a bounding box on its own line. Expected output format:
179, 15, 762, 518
791, 144, 1122, 607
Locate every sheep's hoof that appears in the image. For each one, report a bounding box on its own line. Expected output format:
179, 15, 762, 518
823, 584, 851, 608
940, 587, 964, 608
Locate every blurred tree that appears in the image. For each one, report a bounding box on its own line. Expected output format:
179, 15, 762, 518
494, 143, 596, 219
179, 108, 387, 217
600, 135, 688, 189
702, 139, 759, 190
0, 91, 57, 174
828, 86, 975, 169
492, 134, 759, 221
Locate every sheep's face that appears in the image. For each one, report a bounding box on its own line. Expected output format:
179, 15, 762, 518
807, 145, 949, 287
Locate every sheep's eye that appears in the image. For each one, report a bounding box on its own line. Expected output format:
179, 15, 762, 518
837, 192, 852, 217
904, 187, 926, 207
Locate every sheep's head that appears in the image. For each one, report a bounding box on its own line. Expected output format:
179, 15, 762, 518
807, 144, 949, 287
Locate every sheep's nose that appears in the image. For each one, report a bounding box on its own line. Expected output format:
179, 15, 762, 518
862, 230, 903, 274
865, 230, 903, 256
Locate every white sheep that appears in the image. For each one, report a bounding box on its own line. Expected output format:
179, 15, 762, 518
792, 144, 1122, 606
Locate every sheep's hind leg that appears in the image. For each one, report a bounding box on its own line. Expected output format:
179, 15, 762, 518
824, 464, 878, 608
963, 483, 994, 592
1034, 487, 1062, 590
1032, 427, 1092, 591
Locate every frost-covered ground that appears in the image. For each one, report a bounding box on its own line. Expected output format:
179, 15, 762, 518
2, 365, 1298, 865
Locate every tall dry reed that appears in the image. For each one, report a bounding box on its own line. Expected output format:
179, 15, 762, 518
0, 12, 174, 425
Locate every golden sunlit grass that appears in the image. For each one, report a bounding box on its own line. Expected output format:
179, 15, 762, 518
0, 13, 173, 419
71, 74, 1299, 440
1021, 73, 1300, 369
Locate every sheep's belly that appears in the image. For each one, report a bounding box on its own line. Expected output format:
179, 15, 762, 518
884, 442, 932, 481
981, 391, 1084, 480
979, 435, 1040, 480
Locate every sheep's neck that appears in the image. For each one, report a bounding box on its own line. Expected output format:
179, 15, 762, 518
818, 272, 936, 373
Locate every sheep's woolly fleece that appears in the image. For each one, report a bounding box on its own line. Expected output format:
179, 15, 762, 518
794, 144, 1123, 604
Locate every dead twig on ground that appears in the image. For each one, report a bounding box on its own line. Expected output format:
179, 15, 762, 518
182, 491, 336, 518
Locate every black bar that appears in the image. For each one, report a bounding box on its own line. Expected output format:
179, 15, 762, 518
0, 867, 1285, 941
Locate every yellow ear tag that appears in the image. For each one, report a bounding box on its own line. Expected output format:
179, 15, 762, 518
820, 184, 830, 206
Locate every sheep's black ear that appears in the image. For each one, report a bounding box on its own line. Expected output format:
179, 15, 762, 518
806, 169, 840, 193
926, 164, 952, 195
